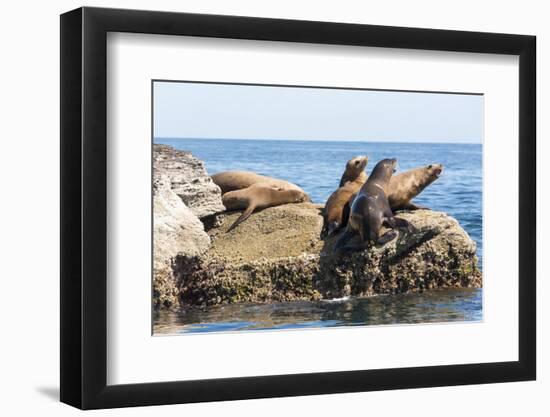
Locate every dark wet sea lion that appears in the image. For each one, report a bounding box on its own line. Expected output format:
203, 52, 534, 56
332, 159, 412, 255
211, 171, 302, 194
322, 156, 368, 238
387, 164, 443, 210
323, 163, 443, 238
222, 183, 310, 232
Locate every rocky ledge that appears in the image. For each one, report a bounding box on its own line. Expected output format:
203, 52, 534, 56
153, 144, 225, 219
173, 205, 481, 307
153, 145, 225, 308
152, 144, 481, 309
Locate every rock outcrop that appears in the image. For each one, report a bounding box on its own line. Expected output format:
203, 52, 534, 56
153, 177, 211, 308
153, 144, 225, 218
152, 144, 226, 308
175, 203, 482, 307
151, 144, 482, 310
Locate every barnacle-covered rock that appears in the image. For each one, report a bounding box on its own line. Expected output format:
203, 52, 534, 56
175, 203, 481, 307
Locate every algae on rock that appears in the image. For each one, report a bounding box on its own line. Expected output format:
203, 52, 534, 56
175, 203, 481, 307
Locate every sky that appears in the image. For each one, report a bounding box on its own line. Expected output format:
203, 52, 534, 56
153, 81, 483, 144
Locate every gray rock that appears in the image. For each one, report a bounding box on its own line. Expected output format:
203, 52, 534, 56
153, 177, 211, 308
153, 144, 225, 218
175, 204, 482, 307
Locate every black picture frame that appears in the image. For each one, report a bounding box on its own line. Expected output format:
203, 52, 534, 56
60, 6, 536, 410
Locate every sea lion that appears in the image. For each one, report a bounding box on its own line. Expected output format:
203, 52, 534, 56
387, 164, 443, 210
332, 158, 412, 255
338, 155, 368, 186
322, 162, 443, 238
211, 171, 302, 194
222, 183, 310, 232
321, 155, 368, 238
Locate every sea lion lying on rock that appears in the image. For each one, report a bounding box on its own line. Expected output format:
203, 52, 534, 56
211, 170, 303, 194
222, 183, 311, 232
323, 158, 443, 238
332, 158, 413, 255
212, 170, 311, 231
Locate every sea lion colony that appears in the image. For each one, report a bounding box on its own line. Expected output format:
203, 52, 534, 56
332, 158, 414, 255
211, 157, 442, 253
322, 158, 443, 238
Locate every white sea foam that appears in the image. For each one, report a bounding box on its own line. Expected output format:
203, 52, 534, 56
321, 296, 350, 303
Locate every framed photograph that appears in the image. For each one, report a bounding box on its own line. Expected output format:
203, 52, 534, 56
60, 6, 536, 409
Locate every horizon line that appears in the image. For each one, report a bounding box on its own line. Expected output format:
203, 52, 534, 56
154, 136, 482, 145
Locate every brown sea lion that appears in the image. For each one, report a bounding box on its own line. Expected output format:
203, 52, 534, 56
211, 171, 302, 194
338, 155, 368, 186
387, 164, 443, 210
323, 162, 443, 238
321, 155, 368, 238
222, 183, 310, 232
332, 159, 413, 255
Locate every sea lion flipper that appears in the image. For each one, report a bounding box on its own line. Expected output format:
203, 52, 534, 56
341, 200, 352, 228
321, 219, 343, 239
327, 222, 341, 237
402, 202, 428, 211
320, 223, 328, 239
385, 216, 415, 233
332, 229, 355, 255
320, 215, 331, 239
376, 230, 398, 245
226, 204, 256, 232
395, 217, 415, 233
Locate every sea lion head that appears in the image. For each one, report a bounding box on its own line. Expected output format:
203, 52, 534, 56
370, 158, 397, 182
425, 163, 443, 184
345, 155, 368, 177
221, 189, 247, 210
287, 189, 311, 203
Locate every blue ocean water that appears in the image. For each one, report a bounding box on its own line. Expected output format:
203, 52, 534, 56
154, 288, 482, 334
154, 138, 483, 333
